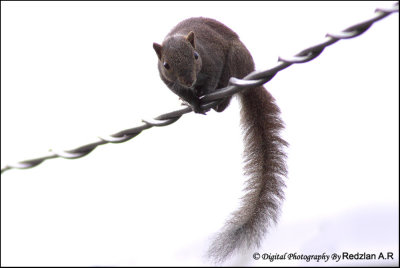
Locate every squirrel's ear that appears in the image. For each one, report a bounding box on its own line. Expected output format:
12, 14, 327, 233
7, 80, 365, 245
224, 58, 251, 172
186, 31, 195, 48
153, 42, 162, 60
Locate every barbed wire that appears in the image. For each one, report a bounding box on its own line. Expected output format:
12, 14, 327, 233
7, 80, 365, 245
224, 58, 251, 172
1, 2, 398, 174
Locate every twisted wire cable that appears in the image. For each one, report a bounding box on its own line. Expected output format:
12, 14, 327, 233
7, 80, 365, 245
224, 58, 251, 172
1, 2, 398, 174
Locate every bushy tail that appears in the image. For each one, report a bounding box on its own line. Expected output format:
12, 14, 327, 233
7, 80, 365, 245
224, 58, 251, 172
208, 86, 288, 263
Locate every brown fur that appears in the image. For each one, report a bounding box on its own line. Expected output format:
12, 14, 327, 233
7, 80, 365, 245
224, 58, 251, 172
153, 17, 288, 263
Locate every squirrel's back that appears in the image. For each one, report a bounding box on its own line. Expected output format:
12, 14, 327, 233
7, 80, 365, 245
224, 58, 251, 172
167, 17, 239, 41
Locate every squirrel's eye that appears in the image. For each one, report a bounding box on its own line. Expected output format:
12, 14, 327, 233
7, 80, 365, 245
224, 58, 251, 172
194, 51, 199, 60
163, 62, 170, 70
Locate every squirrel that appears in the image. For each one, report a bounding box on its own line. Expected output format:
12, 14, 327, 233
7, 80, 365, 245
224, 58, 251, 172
153, 17, 288, 263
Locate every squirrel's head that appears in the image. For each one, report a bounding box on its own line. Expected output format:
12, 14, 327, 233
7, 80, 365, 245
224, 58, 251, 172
153, 31, 202, 88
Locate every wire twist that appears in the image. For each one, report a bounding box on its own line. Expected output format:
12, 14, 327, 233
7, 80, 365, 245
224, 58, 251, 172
1, 2, 398, 174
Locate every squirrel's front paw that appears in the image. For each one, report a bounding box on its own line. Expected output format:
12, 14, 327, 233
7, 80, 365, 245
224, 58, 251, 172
180, 99, 209, 115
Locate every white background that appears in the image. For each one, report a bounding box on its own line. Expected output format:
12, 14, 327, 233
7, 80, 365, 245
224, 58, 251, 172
1, 1, 398, 266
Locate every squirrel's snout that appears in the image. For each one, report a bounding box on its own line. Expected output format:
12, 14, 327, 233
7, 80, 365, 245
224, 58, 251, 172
179, 77, 196, 88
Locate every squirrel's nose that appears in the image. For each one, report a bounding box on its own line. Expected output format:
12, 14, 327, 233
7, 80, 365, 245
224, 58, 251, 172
180, 77, 196, 88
